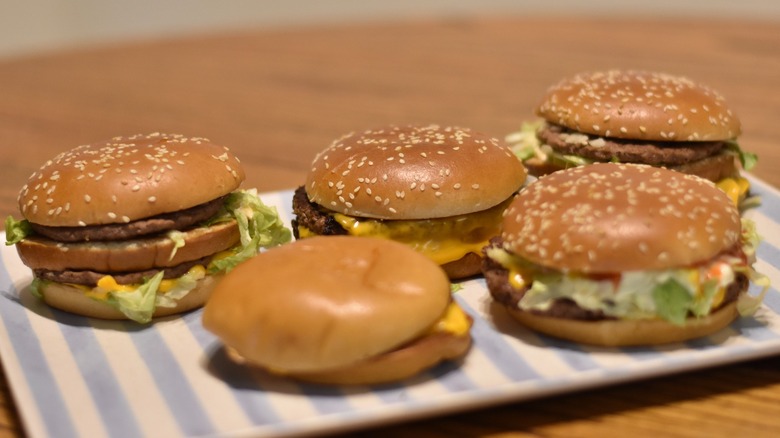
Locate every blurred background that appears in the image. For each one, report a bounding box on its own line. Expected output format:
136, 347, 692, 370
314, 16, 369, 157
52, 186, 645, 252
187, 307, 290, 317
2, 0, 779, 59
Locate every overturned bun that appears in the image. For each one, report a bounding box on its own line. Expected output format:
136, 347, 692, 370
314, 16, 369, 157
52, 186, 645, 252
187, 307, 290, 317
506, 300, 741, 347
203, 236, 472, 384
37, 274, 220, 320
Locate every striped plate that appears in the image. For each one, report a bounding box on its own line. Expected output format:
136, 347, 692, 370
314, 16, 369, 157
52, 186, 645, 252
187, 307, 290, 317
2, 175, 780, 438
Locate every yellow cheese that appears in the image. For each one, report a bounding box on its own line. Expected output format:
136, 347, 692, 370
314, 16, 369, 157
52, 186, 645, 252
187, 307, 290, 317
296, 225, 316, 239
329, 198, 511, 265
429, 301, 471, 336
87, 264, 206, 300
716, 176, 750, 206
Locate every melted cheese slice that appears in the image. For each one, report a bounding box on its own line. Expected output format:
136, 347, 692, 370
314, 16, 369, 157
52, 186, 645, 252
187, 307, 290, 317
716, 176, 750, 206
326, 198, 511, 265
86, 265, 206, 301
428, 301, 471, 336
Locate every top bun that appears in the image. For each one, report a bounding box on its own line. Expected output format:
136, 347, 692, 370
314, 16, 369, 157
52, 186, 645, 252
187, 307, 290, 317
17, 133, 245, 227
305, 124, 527, 219
502, 163, 741, 273
202, 236, 452, 373
536, 70, 741, 142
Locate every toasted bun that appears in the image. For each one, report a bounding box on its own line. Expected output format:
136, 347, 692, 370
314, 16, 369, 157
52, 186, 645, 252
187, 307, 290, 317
503, 163, 741, 272
229, 326, 472, 385
536, 70, 741, 141
203, 236, 463, 381
305, 124, 526, 219
506, 300, 742, 347
16, 220, 239, 272
17, 133, 245, 226
37, 274, 220, 320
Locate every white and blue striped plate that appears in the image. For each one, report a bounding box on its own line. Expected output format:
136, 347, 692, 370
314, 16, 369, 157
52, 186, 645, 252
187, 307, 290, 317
2, 175, 780, 438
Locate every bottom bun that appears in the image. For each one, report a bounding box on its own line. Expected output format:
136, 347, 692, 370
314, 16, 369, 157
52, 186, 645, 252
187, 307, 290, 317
441, 252, 483, 280
506, 301, 740, 347
231, 323, 472, 385
37, 274, 220, 320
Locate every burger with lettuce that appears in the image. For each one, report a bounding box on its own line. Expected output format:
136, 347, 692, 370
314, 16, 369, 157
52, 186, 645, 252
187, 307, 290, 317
4, 133, 291, 323
482, 163, 769, 346
507, 70, 759, 208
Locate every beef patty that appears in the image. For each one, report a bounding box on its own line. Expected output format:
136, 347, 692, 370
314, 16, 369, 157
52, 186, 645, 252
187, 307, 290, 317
291, 186, 348, 239
538, 123, 727, 166
482, 238, 747, 321
34, 256, 212, 286
30, 196, 226, 242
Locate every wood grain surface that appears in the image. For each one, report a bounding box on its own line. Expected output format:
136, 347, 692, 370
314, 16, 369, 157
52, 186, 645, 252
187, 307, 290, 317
1, 16, 779, 437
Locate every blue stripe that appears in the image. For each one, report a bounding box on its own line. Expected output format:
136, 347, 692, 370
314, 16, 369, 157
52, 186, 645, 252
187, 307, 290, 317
757, 240, 780, 266
298, 384, 354, 415
0, 264, 78, 438
183, 310, 284, 428
752, 178, 780, 218
457, 299, 548, 380
50, 312, 143, 438
126, 321, 215, 436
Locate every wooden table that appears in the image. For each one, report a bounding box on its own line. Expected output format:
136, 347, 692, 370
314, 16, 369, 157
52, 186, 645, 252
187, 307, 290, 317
1, 16, 779, 437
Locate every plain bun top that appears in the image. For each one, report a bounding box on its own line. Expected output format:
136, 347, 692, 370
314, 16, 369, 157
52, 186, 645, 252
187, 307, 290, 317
536, 70, 741, 142
17, 133, 245, 226
202, 236, 452, 373
305, 124, 527, 219
502, 163, 741, 273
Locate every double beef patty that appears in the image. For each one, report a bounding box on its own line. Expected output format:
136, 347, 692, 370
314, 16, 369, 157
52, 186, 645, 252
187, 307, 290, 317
34, 197, 226, 286
482, 237, 747, 322
538, 123, 727, 166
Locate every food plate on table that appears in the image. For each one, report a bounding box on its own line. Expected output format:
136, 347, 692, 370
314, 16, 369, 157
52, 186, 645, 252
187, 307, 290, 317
1, 174, 779, 438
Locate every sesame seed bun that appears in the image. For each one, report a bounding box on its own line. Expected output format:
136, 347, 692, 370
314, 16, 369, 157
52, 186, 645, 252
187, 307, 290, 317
537, 70, 740, 141
506, 300, 742, 347
295, 124, 527, 279
10, 133, 255, 323
503, 163, 741, 272
202, 236, 472, 385
17, 133, 244, 227
484, 163, 753, 346
306, 124, 526, 220
15, 220, 239, 272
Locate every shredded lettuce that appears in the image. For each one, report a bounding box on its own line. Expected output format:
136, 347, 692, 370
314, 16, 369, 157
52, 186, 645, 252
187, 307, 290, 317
488, 235, 769, 326
4, 216, 32, 245
737, 269, 771, 316
99, 271, 164, 324
156, 267, 206, 308
27, 190, 291, 324
205, 189, 292, 273
30, 277, 45, 299
725, 140, 758, 171
652, 278, 694, 326
166, 230, 186, 261
505, 120, 545, 161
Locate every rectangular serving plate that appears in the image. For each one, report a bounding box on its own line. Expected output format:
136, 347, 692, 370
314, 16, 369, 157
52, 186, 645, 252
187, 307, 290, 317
1, 175, 779, 438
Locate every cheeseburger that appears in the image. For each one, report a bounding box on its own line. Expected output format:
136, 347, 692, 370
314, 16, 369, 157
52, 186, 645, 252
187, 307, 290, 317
203, 236, 473, 385
4, 133, 291, 323
292, 124, 527, 279
483, 163, 769, 346
507, 70, 758, 206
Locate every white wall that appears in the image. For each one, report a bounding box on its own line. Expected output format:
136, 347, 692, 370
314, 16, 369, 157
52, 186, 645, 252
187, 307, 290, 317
1, 0, 779, 59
